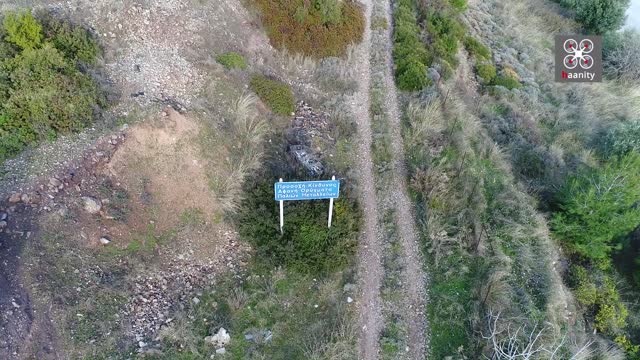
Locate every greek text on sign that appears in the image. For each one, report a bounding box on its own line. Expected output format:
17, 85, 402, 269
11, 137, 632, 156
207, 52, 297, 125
274, 180, 340, 201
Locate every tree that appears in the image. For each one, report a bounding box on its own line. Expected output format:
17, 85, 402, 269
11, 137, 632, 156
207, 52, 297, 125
552, 153, 640, 266
575, 0, 630, 34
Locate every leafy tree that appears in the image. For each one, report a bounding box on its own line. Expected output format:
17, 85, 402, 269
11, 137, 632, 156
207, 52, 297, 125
3, 10, 42, 50
552, 153, 640, 266
575, 0, 630, 34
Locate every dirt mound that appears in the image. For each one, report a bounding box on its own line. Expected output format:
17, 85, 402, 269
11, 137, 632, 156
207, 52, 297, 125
106, 108, 217, 231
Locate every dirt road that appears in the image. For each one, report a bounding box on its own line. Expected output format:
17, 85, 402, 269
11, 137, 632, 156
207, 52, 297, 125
353, 0, 429, 358
380, 0, 429, 357
352, 0, 385, 358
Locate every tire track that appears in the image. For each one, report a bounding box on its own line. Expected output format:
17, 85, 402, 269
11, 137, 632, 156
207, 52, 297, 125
378, 0, 429, 358
352, 0, 385, 358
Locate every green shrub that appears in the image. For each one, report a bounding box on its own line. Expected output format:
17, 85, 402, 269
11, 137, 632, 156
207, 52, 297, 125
0, 11, 103, 162
393, 0, 431, 91
450, 0, 467, 11
3, 11, 42, 50
4, 44, 100, 134
250, 74, 295, 115
492, 73, 522, 89
552, 153, 640, 266
598, 120, 640, 158
575, 0, 630, 34
396, 58, 430, 90
254, 0, 364, 58
314, 0, 342, 25
463, 36, 491, 60
427, 13, 465, 66
215, 51, 247, 70
475, 63, 496, 83
39, 13, 99, 64
238, 178, 359, 274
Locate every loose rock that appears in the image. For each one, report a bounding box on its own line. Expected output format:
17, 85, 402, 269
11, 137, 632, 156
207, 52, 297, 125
100, 237, 111, 245
81, 196, 102, 214
8, 193, 21, 203
49, 178, 63, 188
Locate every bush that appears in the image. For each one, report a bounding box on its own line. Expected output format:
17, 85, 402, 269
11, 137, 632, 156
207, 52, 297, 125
570, 266, 629, 335
603, 29, 640, 82
427, 12, 465, 66
450, 0, 467, 11
463, 36, 491, 60
492, 68, 522, 89
393, 0, 431, 91
250, 74, 295, 115
0, 10, 103, 162
396, 58, 430, 90
3, 11, 42, 50
254, 0, 364, 58
215, 51, 247, 70
598, 120, 640, 158
475, 63, 496, 83
238, 178, 359, 274
38, 13, 99, 64
552, 153, 640, 266
575, 0, 630, 34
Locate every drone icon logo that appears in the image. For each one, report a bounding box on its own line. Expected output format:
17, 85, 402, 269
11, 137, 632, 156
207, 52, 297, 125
555, 35, 602, 82
562, 38, 594, 70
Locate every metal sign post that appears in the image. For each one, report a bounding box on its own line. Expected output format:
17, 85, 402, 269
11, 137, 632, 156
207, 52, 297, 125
275, 178, 340, 233
279, 178, 284, 234
328, 176, 335, 228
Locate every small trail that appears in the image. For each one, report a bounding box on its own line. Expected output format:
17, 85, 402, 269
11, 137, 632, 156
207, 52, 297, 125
352, 0, 384, 359
378, 0, 430, 358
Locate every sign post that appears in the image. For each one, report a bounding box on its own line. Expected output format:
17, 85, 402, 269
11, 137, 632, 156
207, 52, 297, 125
275, 178, 340, 233
279, 178, 284, 234
328, 176, 335, 228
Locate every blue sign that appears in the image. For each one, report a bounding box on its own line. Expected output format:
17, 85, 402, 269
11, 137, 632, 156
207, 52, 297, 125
275, 180, 340, 201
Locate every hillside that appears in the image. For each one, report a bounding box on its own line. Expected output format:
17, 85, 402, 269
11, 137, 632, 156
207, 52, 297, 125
0, 0, 639, 359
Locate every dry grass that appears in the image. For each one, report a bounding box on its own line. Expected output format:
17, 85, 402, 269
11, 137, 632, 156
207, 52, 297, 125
200, 92, 269, 214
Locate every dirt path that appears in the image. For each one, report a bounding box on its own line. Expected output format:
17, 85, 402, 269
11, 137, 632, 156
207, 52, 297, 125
379, 0, 429, 358
354, 0, 429, 358
352, 0, 385, 358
